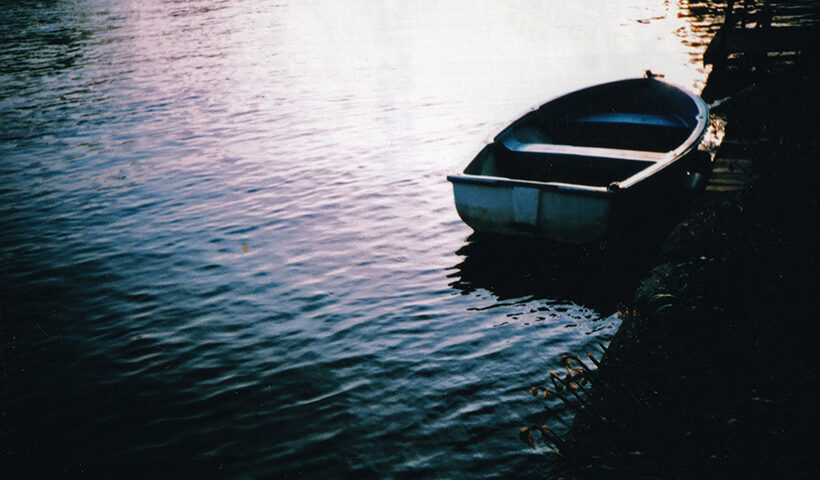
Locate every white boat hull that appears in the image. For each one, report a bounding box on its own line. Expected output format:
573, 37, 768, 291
451, 181, 613, 243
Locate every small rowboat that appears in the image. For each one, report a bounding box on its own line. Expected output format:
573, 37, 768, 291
447, 74, 710, 244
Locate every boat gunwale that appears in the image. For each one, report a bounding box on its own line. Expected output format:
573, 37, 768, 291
446, 172, 613, 197
613, 79, 709, 190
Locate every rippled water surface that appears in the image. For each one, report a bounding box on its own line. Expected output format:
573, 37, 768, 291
1, 1, 716, 477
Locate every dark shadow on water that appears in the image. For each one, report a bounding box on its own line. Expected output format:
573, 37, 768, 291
449, 235, 637, 313
448, 199, 695, 313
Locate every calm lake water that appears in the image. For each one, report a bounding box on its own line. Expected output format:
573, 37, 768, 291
1, 1, 716, 477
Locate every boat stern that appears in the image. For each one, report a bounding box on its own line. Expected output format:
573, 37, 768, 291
448, 177, 614, 244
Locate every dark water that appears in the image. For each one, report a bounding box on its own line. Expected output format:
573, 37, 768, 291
1, 1, 716, 477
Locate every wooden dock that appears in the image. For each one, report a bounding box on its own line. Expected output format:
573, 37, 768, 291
702, 0, 820, 193
703, 0, 820, 73
706, 147, 753, 193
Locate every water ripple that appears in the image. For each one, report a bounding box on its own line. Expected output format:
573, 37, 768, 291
0, 0, 714, 478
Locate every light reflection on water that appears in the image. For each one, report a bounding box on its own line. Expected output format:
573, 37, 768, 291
0, 0, 717, 477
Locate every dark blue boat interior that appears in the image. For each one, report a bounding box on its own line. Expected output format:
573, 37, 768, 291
507, 78, 700, 152
466, 79, 703, 186
510, 112, 691, 153
464, 144, 655, 187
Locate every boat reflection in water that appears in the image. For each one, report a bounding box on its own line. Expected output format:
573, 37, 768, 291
448, 231, 666, 315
